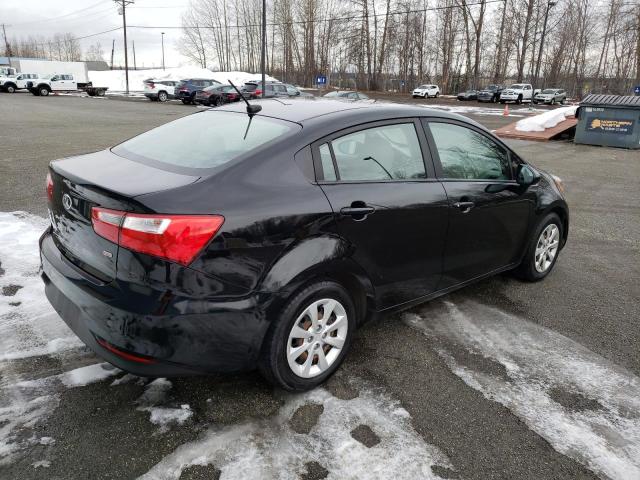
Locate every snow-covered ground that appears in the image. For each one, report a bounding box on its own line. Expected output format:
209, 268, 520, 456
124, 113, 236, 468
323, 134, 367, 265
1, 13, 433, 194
2, 210, 640, 479
88, 68, 279, 93
138, 380, 452, 480
0, 212, 81, 361
515, 106, 578, 132
416, 103, 546, 117
405, 301, 640, 480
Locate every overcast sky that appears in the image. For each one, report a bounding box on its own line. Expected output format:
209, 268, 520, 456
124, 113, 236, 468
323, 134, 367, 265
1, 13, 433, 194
1, 0, 194, 68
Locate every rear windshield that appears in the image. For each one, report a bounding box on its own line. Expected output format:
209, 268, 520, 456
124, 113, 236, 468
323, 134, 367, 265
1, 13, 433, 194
542, 89, 557, 94
112, 111, 298, 171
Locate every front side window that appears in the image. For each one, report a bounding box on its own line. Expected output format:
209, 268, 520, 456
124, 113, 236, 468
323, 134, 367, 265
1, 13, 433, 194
427, 122, 511, 181
323, 123, 426, 181
113, 111, 299, 171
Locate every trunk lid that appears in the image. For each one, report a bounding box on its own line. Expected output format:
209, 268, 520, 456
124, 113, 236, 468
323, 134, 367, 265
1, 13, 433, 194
48, 149, 200, 282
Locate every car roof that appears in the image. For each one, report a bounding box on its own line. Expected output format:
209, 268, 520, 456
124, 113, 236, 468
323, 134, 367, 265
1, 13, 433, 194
214, 98, 479, 125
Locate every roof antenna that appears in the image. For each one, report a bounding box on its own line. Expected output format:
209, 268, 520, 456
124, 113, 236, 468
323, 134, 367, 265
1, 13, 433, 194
228, 80, 262, 117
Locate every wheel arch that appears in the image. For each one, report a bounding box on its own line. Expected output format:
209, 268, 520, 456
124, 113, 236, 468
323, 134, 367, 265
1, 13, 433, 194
547, 204, 569, 248
259, 234, 375, 326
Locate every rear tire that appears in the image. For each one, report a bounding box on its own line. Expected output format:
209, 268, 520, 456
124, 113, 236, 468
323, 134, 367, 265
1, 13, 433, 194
514, 213, 563, 282
158, 91, 168, 102
258, 281, 356, 391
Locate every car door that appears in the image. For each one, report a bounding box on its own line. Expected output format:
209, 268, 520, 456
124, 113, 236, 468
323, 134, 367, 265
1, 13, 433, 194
423, 119, 535, 288
314, 119, 449, 309
50, 75, 65, 91
64, 75, 77, 90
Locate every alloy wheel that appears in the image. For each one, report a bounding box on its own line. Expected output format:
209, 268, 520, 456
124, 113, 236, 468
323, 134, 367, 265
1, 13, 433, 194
535, 224, 560, 273
286, 298, 348, 379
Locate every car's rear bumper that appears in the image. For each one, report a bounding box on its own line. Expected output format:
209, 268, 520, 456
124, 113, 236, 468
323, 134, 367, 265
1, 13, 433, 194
40, 229, 272, 376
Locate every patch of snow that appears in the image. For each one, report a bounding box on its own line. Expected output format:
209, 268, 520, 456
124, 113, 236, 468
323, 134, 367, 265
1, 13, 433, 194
142, 406, 193, 430
39, 437, 55, 445
89, 68, 278, 93
59, 363, 120, 388
405, 300, 640, 480
415, 104, 536, 117
32, 460, 51, 468
138, 379, 452, 480
136, 378, 173, 406
0, 211, 82, 361
515, 106, 577, 132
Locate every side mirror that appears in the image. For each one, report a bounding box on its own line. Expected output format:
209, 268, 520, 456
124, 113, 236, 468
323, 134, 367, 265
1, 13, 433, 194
517, 164, 538, 187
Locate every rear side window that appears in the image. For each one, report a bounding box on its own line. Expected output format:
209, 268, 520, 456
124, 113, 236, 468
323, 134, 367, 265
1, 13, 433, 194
320, 123, 426, 181
427, 122, 511, 180
113, 111, 299, 171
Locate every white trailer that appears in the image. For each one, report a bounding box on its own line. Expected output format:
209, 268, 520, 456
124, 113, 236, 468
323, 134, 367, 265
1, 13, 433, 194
10, 59, 90, 84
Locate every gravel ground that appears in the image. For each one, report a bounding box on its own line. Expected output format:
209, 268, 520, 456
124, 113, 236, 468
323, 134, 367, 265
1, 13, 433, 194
0, 92, 638, 480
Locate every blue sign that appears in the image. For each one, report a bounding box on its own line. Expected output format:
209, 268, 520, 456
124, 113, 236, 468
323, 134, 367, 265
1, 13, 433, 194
635, 85, 640, 96
316, 75, 327, 86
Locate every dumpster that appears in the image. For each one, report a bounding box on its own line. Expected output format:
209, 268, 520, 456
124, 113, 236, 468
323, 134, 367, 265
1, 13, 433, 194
575, 94, 640, 149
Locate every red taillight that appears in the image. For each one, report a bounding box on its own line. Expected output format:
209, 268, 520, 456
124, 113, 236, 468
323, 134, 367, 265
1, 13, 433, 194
91, 207, 124, 243
46, 172, 54, 201
255, 89, 262, 96
96, 338, 157, 364
148, 82, 155, 89
91, 207, 224, 266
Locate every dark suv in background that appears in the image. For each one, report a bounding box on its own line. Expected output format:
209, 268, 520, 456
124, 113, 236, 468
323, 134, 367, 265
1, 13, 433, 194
175, 78, 221, 104
477, 85, 504, 103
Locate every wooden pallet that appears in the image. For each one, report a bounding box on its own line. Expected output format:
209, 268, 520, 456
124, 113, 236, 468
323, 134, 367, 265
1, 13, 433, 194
495, 117, 578, 141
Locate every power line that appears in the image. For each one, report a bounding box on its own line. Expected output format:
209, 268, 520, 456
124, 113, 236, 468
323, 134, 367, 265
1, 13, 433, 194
11, 27, 123, 48
128, 0, 506, 30
8, 1, 110, 27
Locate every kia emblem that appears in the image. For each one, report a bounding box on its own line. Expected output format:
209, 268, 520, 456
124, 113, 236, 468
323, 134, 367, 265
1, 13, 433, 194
62, 193, 73, 211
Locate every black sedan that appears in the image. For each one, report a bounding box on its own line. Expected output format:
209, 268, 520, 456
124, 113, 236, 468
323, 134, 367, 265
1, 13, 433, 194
195, 85, 239, 106
41, 100, 569, 391
457, 89, 478, 101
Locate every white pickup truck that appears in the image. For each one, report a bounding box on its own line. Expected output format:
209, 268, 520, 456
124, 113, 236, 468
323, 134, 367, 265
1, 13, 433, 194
29, 74, 108, 97
0, 73, 39, 93
500, 84, 536, 104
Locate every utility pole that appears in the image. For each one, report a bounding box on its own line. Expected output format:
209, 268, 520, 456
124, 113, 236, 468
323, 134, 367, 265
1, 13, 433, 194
261, 0, 266, 97
132, 40, 136, 70
2, 24, 12, 59
114, 0, 134, 95
161, 32, 165, 70
534, 1, 557, 87
110, 39, 115, 70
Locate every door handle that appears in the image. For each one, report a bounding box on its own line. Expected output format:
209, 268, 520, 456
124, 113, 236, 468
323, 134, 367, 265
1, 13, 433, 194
453, 201, 475, 213
340, 206, 375, 216
340, 204, 375, 220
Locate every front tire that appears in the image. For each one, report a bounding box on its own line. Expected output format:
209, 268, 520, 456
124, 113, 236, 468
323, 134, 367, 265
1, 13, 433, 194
516, 95, 522, 105
258, 281, 356, 391
514, 213, 563, 281
6, 84, 15, 93
39, 87, 50, 97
